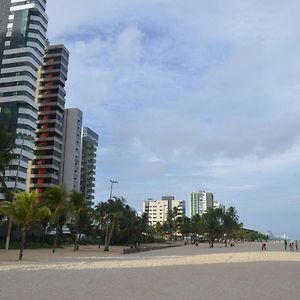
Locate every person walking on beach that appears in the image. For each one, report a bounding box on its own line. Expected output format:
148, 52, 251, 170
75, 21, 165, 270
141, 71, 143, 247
284, 239, 287, 251
262, 242, 267, 251
296, 240, 298, 252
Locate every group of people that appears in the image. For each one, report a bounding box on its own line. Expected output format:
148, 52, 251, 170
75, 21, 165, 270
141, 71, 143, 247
284, 239, 298, 252
261, 240, 299, 251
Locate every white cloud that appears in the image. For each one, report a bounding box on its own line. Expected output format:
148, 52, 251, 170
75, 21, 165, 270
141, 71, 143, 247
46, 0, 300, 238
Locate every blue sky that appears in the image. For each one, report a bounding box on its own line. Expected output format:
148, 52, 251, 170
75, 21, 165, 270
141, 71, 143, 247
47, 0, 300, 238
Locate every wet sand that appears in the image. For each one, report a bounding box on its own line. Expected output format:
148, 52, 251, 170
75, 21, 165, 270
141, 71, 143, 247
0, 243, 299, 300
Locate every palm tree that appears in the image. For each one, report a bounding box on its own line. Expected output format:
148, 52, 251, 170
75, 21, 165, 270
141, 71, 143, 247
119, 206, 141, 247
42, 186, 68, 253
223, 206, 240, 246
202, 208, 224, 248
177, 216, 191, 239
0, 125, 15, 195
0, 191, 51, 260
69, 191, 87, 251
190, 214, 204, 242
99, 197, 125, 251
94, 202, 108, 248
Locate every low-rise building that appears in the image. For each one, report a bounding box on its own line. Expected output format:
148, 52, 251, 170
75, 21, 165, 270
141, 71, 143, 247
143, 196, 186, 226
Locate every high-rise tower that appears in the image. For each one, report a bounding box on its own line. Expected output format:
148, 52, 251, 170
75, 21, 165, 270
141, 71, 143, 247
0, 0, 48, 192
80, 127, 99, 204
30, 44, 69, 193
61, 108, 83, 193
190, 191, 214, 217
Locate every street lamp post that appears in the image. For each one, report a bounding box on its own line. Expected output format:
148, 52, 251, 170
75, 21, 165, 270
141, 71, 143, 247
109, 179, 118, 200
5, 133, 33, 251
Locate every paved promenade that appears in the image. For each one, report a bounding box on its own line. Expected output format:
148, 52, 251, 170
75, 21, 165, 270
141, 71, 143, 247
0, 243, 299, 300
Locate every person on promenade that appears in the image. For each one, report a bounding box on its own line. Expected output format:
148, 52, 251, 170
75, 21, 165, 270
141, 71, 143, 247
284, 239, 287, 251
262, 242, 267, 251
296, 240, 298, 252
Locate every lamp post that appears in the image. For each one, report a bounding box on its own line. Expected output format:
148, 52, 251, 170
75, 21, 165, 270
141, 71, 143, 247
109, 179, 118, 200
5, 133, 33, 251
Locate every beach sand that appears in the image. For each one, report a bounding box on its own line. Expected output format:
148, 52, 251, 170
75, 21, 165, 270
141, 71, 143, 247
0, 243, 299, 300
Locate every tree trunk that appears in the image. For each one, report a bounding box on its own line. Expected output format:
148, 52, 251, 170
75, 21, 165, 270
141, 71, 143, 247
53, 224, 59, 254
104, 220, 115, 251
19, 227, 27, 261
104, 222, 110, 251
76, 232, 81, 251
74, 222, 79, 252
106, 221, 115, 248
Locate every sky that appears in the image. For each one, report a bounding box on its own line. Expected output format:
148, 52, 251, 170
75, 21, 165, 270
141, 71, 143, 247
46, 0, 300, 239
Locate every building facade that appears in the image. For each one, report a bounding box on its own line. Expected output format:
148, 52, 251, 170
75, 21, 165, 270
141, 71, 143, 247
190, 191, 214, 217
61, 108, 83, 192
80, 127, 98, 204
30, 43, 69, 193
143, 197, 186, 226
0, 0, 48, 192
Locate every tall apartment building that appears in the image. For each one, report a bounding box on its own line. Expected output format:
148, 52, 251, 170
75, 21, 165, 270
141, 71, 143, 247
190, 191, 214, 217
30, 43, 69, 193
80, 127, 98, 204
61, 108, 83, 192
143, 196, 186, 226
0, 0, 48, 192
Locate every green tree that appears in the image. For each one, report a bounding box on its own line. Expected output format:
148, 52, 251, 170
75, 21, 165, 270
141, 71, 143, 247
177, 216, 191, 238
118, 206, 147, 246
43, 186, 69, 253
190, 214, 204, 241
0, 191, 51, 260
202, 208, 224, 248
69, 191, 88, 251
0, 125, 15, 195
96, 197, 125, 251
154, 222, 164, 236
94, 202, 107, 248
223, 206, 240, 245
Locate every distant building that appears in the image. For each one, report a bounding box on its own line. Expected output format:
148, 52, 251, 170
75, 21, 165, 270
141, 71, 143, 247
143, 196, 186, 226
213, 201, 225, 212
190, 191, 214, 217
171, 200, 186, 220
61, 108, 83, 192
80, 127, 99, 204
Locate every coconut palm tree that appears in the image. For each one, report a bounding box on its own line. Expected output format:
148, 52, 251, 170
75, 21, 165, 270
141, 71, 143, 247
94, 202, 107, 248
69, 191, 88, 251
42, 186, 69, 253
96, 197, 125, 252
0, 191, 51, 260
0, 125, 15, 195
202, 208, 224, 248
223, 206, 240, 246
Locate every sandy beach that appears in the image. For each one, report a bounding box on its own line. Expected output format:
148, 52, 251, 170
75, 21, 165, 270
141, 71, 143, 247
0, 243, 299, 300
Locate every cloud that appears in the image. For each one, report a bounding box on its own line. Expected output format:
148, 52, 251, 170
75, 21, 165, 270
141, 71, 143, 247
46, 0, 300, 238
